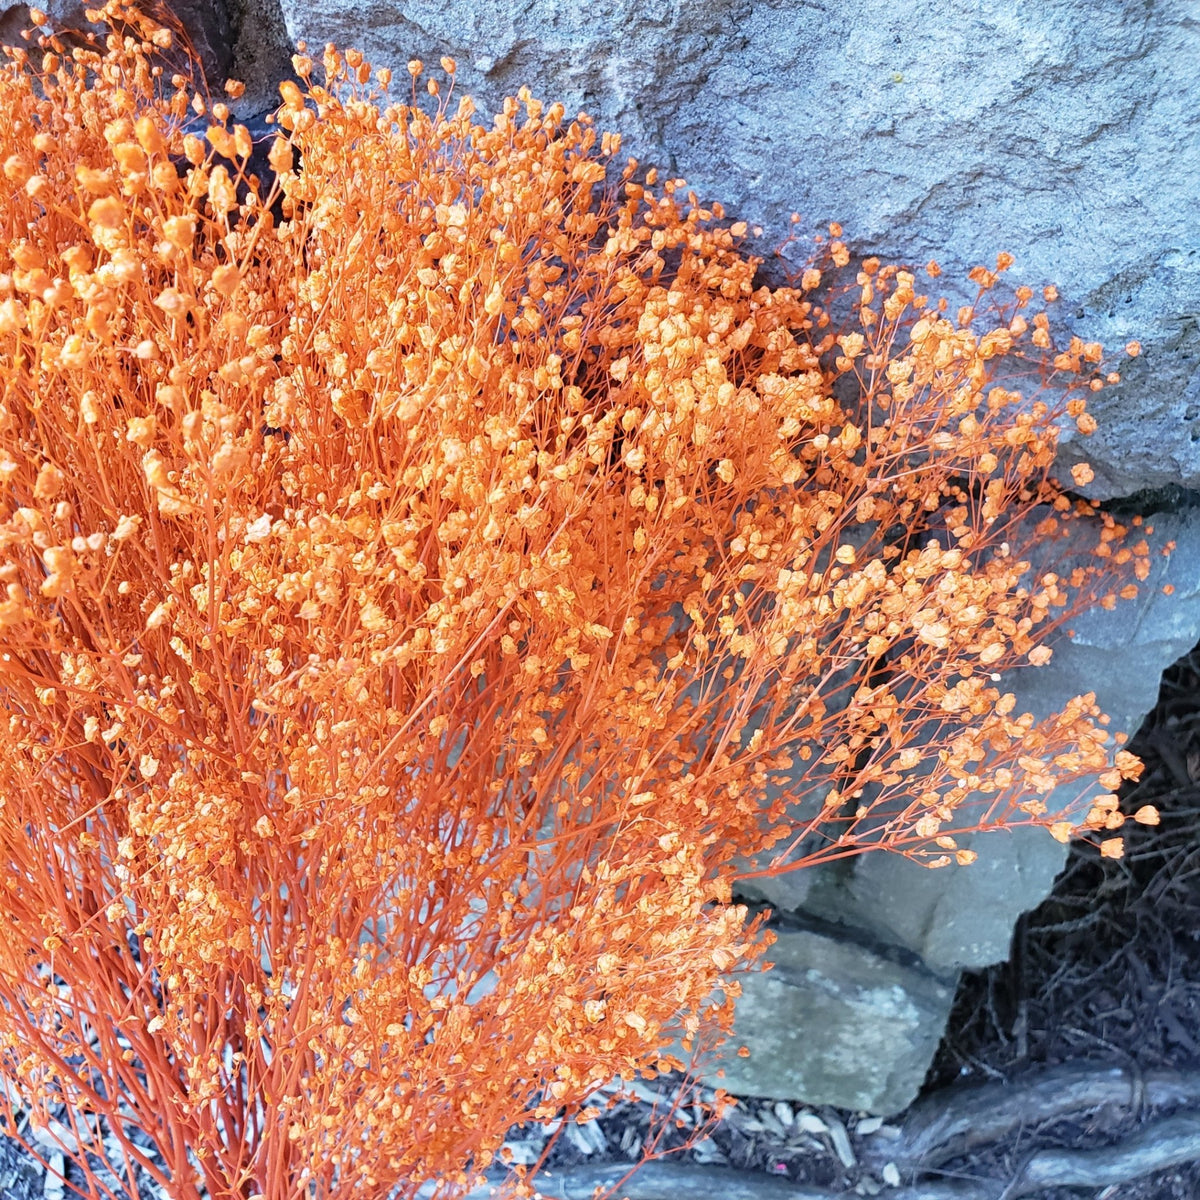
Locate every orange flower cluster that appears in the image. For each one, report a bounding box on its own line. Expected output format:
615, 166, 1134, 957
0, 3, 1152, 1197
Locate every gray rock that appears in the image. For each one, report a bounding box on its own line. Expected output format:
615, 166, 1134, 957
158, 0, 235, 89
1056, 306, 1200, 503
0, 1, 234, 91
732, 846, 815, 914
271, 0, 1200, 498
798, 826, 1067, 975
225, 0, 302, 113
702, 925, 956, 1115
796, 503, 1200, 971
726, 660, 863, 914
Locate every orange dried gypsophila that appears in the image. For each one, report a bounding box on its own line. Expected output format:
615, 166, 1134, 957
0, 3, 1151, 1199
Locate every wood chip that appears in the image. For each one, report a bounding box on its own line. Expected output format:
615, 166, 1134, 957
609, 1078, 672, 1107
759, 1109, 786, 1137
825, 1114, 856, 1169
28, 1118, 80, 1156
565, 1119, 607, 1157
42, 1152, 64, 1200
499, 1139, 543, 1166
690, 1136, 727, 1165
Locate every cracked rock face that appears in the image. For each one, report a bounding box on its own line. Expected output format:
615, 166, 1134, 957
271, 0, 1199, 499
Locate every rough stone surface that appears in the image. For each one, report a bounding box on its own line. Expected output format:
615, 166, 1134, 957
156, 0, 235, 88
702, 925, 956, 1115
270, 0, 1200, 499
0, 1, 234, 90
799, 828, 1068, 975
725, 662, 862, 913
794, 502, 1200, 971
225, 0, 301, 113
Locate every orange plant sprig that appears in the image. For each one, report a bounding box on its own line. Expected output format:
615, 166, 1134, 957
0, 3, 1151, 1198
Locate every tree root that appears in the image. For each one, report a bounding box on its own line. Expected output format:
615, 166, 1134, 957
864, 1060, 1200, 1169
457, 1161, 986, 1199
452, 1062, 1200, 1199
1015, 1111, 1200, 1192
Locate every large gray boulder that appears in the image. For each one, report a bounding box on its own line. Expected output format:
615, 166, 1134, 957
265, 0, 1200, 499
